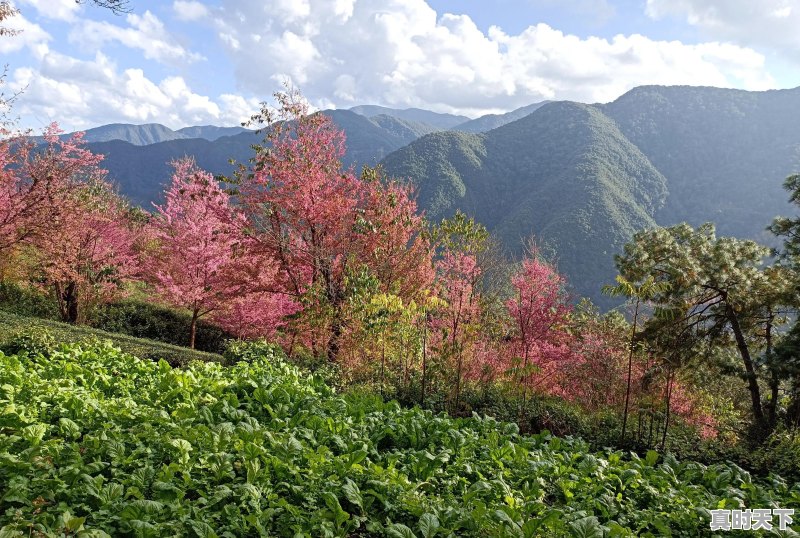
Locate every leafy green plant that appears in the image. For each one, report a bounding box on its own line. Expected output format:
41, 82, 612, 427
0, 327, 55, 356
0, 340, 797, 536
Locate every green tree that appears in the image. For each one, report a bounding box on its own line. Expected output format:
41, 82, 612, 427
603, 275, 669, 443
615, 223, 790, 436
769, 173, 800, 428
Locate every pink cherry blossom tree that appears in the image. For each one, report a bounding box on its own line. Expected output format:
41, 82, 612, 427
239, 90, 433, 360
2, 124, 139, 322
505, 250, 575, 407
146, 158, 264, 348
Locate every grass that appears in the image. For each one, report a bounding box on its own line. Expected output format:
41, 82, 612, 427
0, 309, 226, 367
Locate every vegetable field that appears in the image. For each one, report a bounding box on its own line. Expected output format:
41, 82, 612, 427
0, 341, 797, 537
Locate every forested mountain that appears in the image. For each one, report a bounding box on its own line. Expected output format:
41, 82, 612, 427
349, 104, 469, 129
175, 125, 249, 141
73, 123, 190, 145
381, 85, 800, 306
382, 102, 667, 304
602, 85, 800, 243
53, 123, 250, 145
451, 101, 550, 133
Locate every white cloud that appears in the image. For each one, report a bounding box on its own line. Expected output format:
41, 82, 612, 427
207, 0, 774, 115
9, 51, 250, 130
0, 11, 50, 59
646, 0, 800, 55
69, 10, 204, 65
17, 0, 79, 22
173, 0, 210, 22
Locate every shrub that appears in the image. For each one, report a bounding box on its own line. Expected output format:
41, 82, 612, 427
750, 429, 800, 483
91, 300, 234, 353
0, 327, 56, 357
223, 339, 285, 364
0, 282, 58, 319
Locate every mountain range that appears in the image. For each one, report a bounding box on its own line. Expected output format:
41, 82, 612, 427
54, 86, 800, 307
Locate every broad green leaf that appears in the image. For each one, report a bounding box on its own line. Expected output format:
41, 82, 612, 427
21, 423, 47, 445
59, 417, 81, 439
387, 523, 417, 538
418, 513, 439, 538
568, 516, 604, 538
342, 479, 363, 510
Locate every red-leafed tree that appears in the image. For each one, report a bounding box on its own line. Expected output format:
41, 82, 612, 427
238, 90, 433, 360
146, 158, 278, 348
31, 188, 139, 323
505, 250, 575, 406
432, 251, 483, 410
2, 124, 139, 321
0, 125, 97, 258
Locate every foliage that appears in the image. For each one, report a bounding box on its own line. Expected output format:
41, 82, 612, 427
144, 157, 288, 348
0, 327, 55, 357
236, 90, 433, 360
91, 300, 234, 354
1, 341, 797, 536
0, 281, 58, 319
2, 125, 140, 323
614, 223, 792, 436
504, 252, 574, 402
0, 2, 18, 38
0, 310, 223, 367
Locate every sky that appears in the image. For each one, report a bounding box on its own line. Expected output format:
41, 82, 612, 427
1, 0, 799, 131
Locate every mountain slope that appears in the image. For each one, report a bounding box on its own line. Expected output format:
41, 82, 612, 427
603, 85, 800, 243
176, 125, 249, 141
350, 105, 469, 129
76, 123, 190, 145
452, 102, 550, 133
65, 123, 249, 145
91, 110, 432, 206
382, 102, 668, 304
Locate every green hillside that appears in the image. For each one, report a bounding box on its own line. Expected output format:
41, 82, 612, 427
1, 340, 797, 536
349, 104, 469, 129
383, 102, 667, 305
603, 85, 800, 243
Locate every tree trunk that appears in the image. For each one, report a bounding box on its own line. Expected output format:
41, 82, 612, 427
326, 317, 342, 362
661, 369, 674, 451
421, 312, 428, 407
189, 308, 199, 350
380, 337, 386, 398
726, 304, 765, 426
55, 281, 79, 324
322, 262, 344, 363
764, 314, 779, 428
621, 298, 640, 444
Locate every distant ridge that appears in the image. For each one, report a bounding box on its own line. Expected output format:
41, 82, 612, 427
76, 123, 189, 146
61, 123, 250, 146
452, 101, 550, 133
176, 125, 249, 141
350, 105, 469, 130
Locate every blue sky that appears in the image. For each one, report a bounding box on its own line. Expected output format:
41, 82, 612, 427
2, 0, 799, 130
